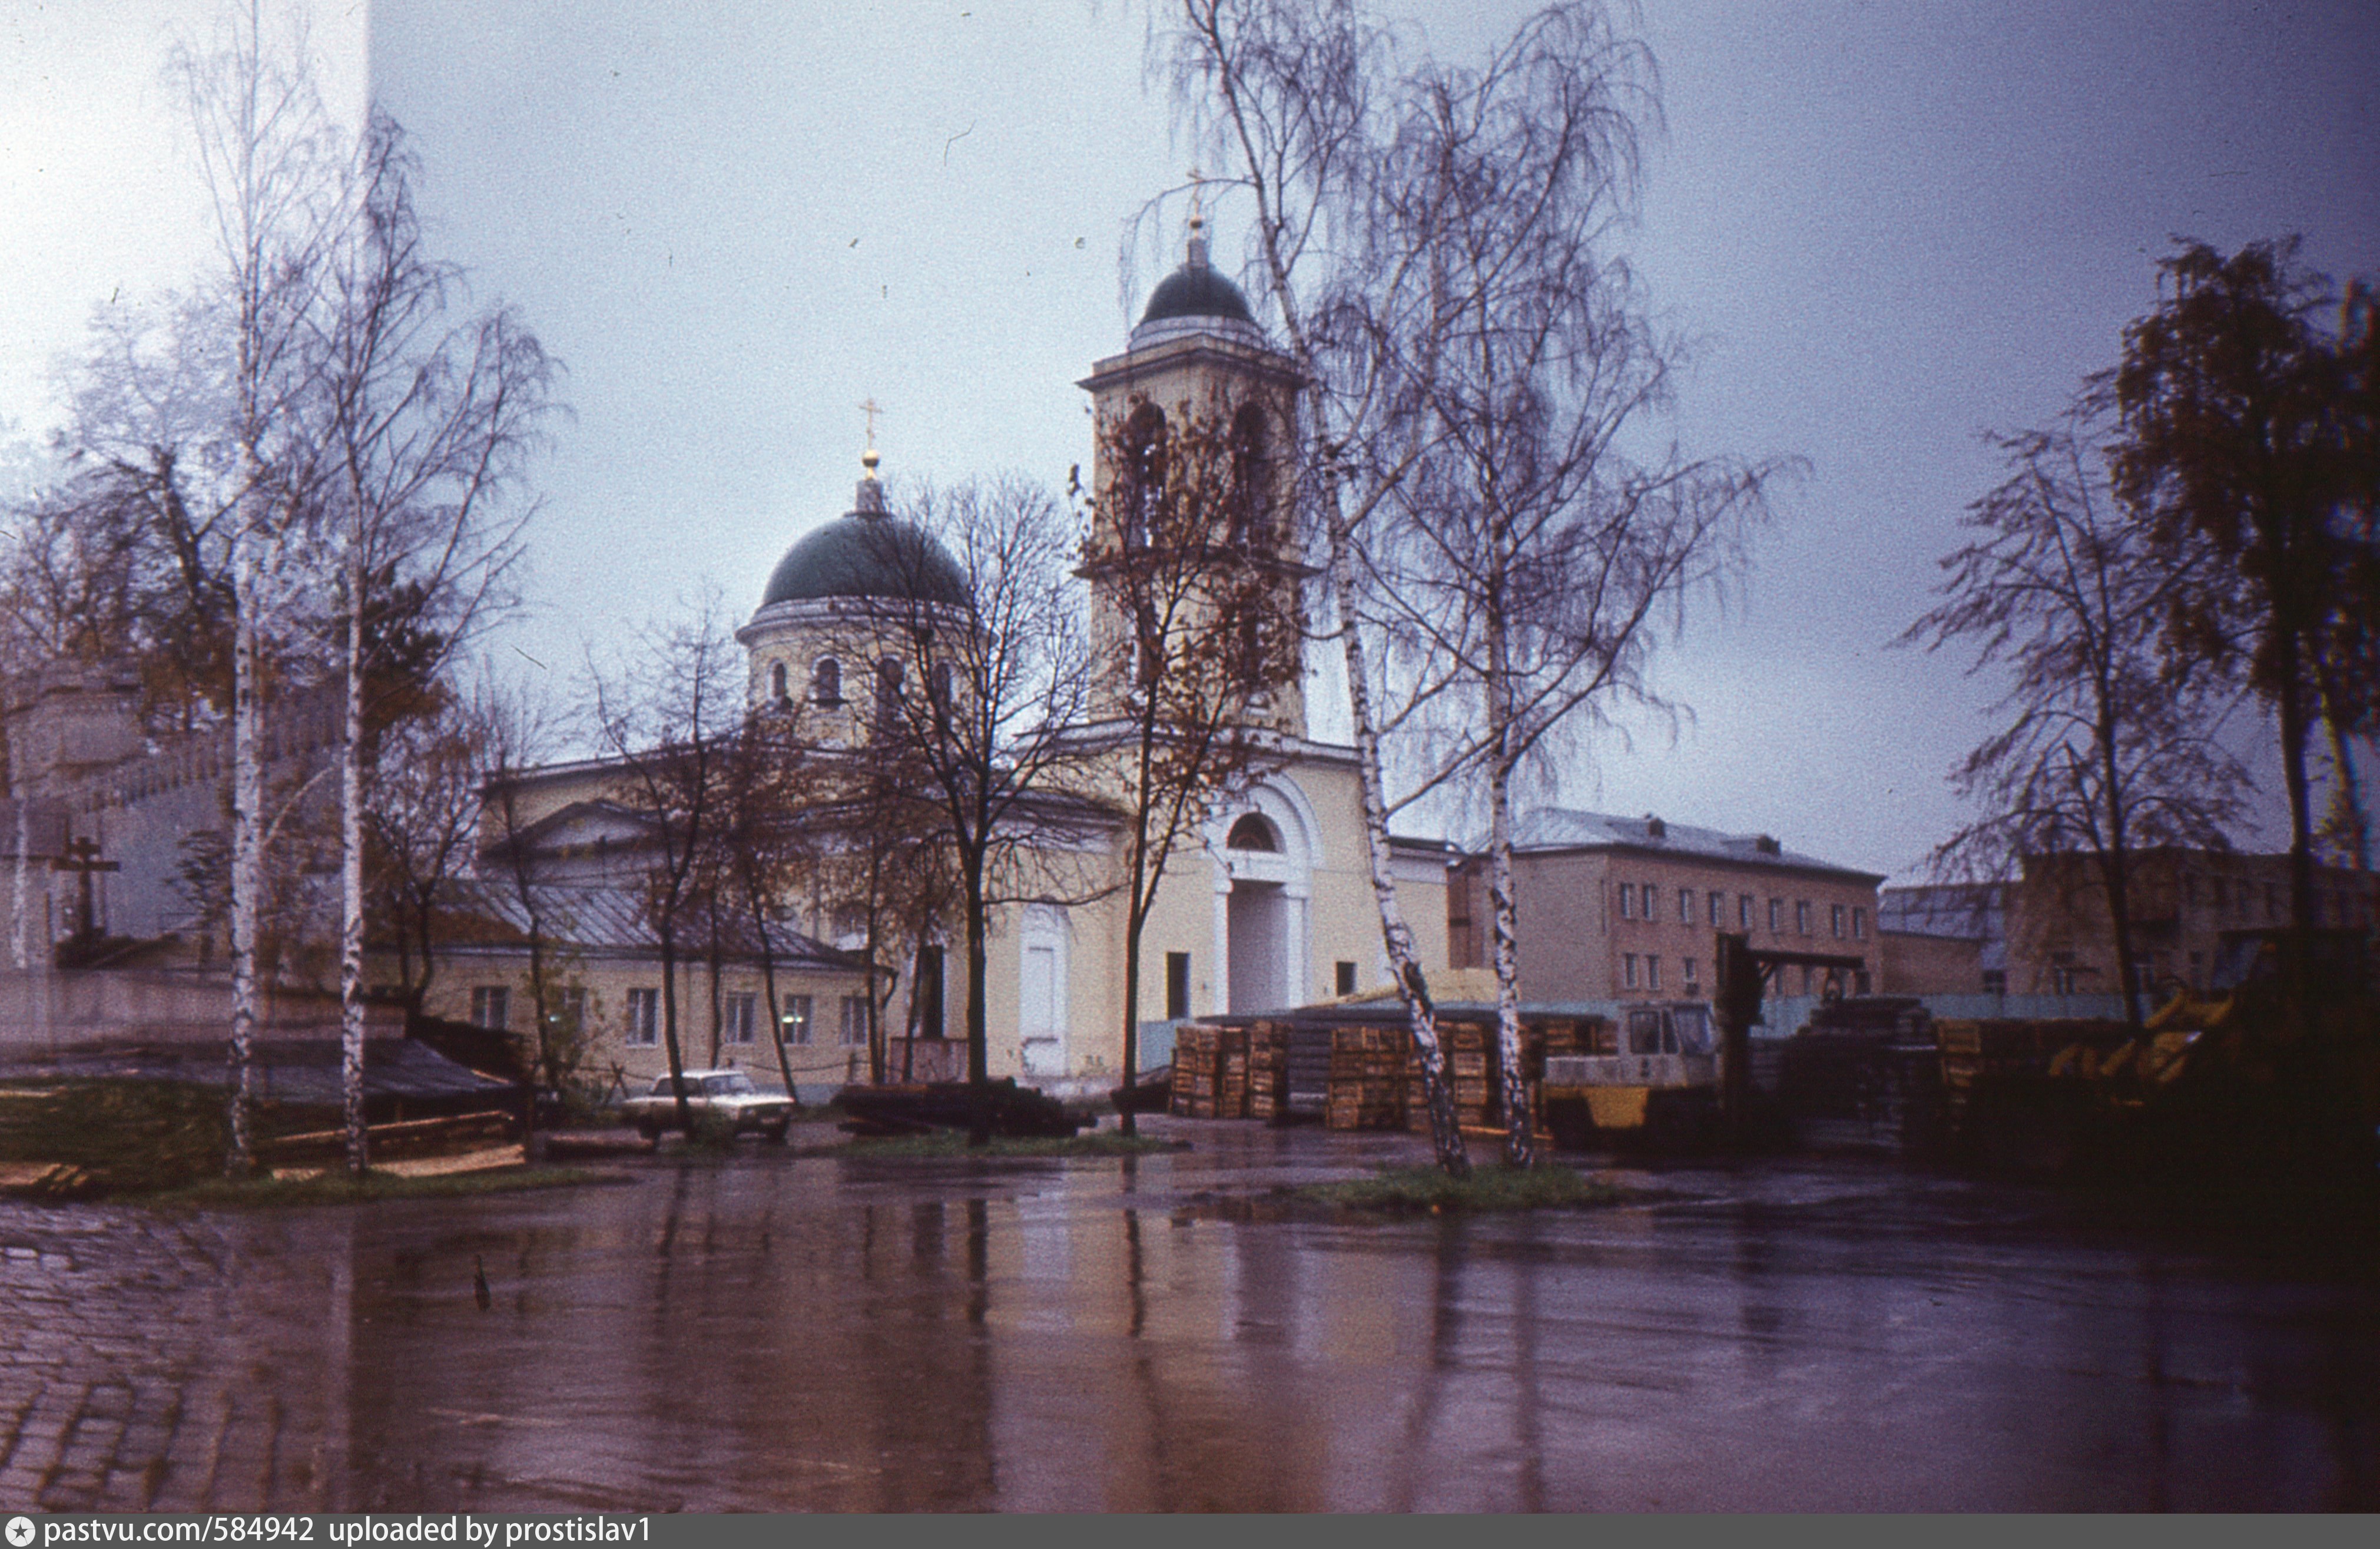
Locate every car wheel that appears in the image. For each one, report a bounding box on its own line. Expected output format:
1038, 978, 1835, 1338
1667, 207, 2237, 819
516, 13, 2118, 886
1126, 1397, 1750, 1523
763, 1120, 790, 1145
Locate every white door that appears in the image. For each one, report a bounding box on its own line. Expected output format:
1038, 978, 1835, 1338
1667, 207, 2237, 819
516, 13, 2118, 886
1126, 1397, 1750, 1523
1020, 942, 1062, 1075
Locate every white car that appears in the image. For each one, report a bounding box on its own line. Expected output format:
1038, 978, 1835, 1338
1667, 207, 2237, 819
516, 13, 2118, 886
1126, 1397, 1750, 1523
620, 1068, 794, 1143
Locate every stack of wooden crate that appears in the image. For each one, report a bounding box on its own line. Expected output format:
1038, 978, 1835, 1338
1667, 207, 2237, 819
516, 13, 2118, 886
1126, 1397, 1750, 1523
1326, 1025, 1410, 1130
1246, 1022, 1290, 1121
1170, 1025, 1252, 1118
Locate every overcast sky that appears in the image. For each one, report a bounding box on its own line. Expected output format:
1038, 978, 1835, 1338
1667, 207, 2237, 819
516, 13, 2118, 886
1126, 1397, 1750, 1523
4, 1, 2376, 881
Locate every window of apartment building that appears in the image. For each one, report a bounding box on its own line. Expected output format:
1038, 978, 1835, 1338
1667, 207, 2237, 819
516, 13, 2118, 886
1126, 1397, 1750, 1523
1622, 953, 1639, 989
1683, 956, 1699, 990
1852, 906, 1867, 941
1768, 898, 1782, 933
1678, 889, 1694, 925
1166, 952, 1192, 1020
1335, 961, 1358, 997
1643, 885, 1659, 919
1617, 883, 1635, 920
470, 986, 509, 1032
779, 995, 813, 1046
2265, 883, 2280, 921
1981, 968, 2007, 995
625, 987, 659, 1046
1796, 900, 1812, 935
723, 992, 755, 1045
1831, 903, 1846, 939
1646, 955, 1662, 992
1708, 891, 1724, 927
839, 995, 869, 1047
1740, 895, 1754, 931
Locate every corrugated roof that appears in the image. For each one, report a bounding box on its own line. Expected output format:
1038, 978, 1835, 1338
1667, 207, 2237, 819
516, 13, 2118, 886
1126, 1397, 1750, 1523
1489, 807, 1882, 881
433, 878, 870, 971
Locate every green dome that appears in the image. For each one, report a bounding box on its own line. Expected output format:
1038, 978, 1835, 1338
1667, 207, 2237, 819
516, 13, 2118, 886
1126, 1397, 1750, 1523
1142, 262, 1255, 326
760, 509, 970, 610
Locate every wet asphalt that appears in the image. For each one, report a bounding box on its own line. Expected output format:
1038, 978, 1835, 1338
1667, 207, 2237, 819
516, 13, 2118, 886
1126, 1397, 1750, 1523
0, 1117, 2373, 1511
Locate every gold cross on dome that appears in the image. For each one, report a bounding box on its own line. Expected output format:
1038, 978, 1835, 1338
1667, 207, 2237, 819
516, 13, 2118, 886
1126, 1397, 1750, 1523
860, 396, 883, 450
1187, 166, 1205, 226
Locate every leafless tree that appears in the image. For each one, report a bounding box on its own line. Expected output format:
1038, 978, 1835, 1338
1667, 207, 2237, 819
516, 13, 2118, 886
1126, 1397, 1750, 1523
362, 689, 483, 1017
315, 114, 555, 1174
1905, 392, 2252, 1025
472, 673, 580, 1093
590, 590, 745, 1135
168, 0, 355, 1174
1357, 14, 1776, 1165
1079, 394, 1298, 1131
858, 476, 1105, 1113
1158, 0, 1758, 1171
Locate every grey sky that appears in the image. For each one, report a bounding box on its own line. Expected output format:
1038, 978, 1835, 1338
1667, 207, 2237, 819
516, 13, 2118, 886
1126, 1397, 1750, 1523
6, 1, 2376, 880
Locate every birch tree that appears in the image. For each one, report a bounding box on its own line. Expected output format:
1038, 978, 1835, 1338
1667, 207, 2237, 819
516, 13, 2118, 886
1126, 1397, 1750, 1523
316, 115, 553, 1174
1158, 0, 1758, 1170
170, 2, 351, 1174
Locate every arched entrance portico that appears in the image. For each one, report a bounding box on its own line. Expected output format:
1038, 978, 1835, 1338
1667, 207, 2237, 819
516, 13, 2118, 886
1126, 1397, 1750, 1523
1211, 780, 1317, 1015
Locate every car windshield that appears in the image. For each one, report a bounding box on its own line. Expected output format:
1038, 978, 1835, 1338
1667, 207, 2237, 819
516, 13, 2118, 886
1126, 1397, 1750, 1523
704, 1073, 756, 1096
648, 1077, 681, 1097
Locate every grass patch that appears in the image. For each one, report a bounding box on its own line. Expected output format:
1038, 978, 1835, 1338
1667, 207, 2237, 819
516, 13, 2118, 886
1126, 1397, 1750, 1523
839, 1130, 1191, 1159
0, 1079, 602, 1206
142, 1165, 604, 1209
1296, 1163, 1627, 1214
0, 1079, 237, 1196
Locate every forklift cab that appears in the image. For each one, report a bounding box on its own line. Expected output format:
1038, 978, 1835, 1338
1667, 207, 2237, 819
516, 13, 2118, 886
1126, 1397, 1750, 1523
1625, 1002, 1715, 1057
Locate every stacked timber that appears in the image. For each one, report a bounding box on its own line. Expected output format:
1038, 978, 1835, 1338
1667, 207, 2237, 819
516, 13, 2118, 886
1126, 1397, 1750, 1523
1170, 1025, 1252, 1119
1327, 1025, 1409, 1130
1247, 1022, 1290, 1120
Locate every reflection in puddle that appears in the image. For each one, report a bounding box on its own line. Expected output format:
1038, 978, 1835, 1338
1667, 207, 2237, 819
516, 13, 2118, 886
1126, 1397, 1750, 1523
4, 1148, 2374, 1511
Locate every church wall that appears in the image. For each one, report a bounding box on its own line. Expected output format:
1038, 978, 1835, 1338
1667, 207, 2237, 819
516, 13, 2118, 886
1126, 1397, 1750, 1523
420, 944, 877, 1097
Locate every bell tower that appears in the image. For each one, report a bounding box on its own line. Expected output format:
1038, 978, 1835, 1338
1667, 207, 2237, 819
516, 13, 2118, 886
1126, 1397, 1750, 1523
1077, 206, 1308, 737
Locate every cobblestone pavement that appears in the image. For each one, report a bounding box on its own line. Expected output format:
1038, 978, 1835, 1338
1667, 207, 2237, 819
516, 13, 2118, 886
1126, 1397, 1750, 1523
0, 1210, 360, 1511
0, 1127, 2372, 1511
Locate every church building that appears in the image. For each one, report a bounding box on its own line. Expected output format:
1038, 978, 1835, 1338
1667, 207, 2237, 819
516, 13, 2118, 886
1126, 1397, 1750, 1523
478, 219, 1456, 1093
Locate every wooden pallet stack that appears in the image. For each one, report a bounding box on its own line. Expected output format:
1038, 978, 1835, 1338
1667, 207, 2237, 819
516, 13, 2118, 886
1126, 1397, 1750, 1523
1247, 1022, 1290, 1121
1170, 1025, 1253, 1118
1326, 1025, 1410, 1129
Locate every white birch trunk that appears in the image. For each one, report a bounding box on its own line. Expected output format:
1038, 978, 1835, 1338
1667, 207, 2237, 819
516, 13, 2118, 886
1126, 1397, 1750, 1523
227, 519, 263, 1176
340, 532, 369, 1176
1487, 749, 1532, 1167
1320, 478, 1469, 1174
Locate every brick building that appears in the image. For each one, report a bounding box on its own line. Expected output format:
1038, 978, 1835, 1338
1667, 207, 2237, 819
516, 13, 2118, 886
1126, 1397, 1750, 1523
1448, 809, 1884, 1004
2007, 848, 2378, 996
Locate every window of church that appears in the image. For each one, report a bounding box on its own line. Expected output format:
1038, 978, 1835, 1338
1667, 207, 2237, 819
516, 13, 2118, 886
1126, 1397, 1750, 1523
1121, 401, 1167, 551
873, 658, 904, 736
1228, 404, 1271, 549
1166, 952, 1191, 1020
770, 661, 788, 703
813, 657, 843, 706
1226, 813, 1280, 852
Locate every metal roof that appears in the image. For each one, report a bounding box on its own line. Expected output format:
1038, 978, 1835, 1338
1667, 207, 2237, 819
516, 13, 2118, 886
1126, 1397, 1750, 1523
433, 878, 871, 972
1487, 807, 1884, 882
